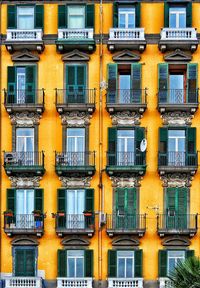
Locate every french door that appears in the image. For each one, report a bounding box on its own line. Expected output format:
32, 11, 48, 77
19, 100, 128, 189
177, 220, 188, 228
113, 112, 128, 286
117, 130, 135, 165
16, 189, 34, 228
168, 130, 185, 166
66, 128, 85, 165
117, 251, 135, 278
66, 190, 85, 228
16, 67, 26, 104
16, 128, 34, 165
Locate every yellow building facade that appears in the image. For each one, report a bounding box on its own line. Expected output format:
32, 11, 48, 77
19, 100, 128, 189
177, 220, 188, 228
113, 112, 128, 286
1, 1, 200, 288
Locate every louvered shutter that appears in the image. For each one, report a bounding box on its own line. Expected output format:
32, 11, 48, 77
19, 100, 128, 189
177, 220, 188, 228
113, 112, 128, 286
158, 64, 168, 103
186, 250, 194, 258
108, 250, 117, 277
113, 3, 118, 28
7, 6, 17, 29
34, 189, 43, 212
108, 127, 117, 166
7, 66, 16, 104
134, 249, 143, 277
58, 5, 67, 28
187, 63, 198, 103
86, 4, 95, 29
166, 188, 176, 229
127, 188, 137, 229
135, 127, 145, 165
7, 188, 16, 213
25, 66, 36, 104
135, 3, 141, 28
158, 250, 167, 277
57, 250, 66, 277
131, 64, 141, 103
159, 128, 168, 166
107, 64, 117, 104
186, 127, 196, 166
85, 250, 93, 277
164, 3, 169, 27
186, 2, 192, 27
178, 188, 188, 229
35, 5, 44, 29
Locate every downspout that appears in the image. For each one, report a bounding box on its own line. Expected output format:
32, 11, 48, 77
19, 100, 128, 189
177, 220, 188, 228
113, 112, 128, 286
0, 0, 2, 279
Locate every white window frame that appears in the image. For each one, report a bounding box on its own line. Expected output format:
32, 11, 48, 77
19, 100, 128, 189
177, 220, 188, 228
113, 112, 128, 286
17, 6, 35, 30
169, 7, 186, 28
117, 251, 135, 278
117, 130, 135, 153
66, 128, 85, 153
118, 7, 136, 29
16, 67, 26, 104
16, 128, 34, 153
168, 130, 186, 153
167, 250, 185, 275
67, 250, 84, 278
68, 6, 85, 29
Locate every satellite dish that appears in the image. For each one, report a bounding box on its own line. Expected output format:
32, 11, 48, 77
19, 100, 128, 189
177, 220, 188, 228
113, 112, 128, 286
140, 139, 147, 152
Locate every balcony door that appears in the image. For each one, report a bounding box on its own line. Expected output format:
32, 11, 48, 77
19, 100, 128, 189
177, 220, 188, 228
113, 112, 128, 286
118, 8, 135, 28
16, 189, 34, 228
15, 248, 36, 277
168, 130, 185, 166
119, 71, 131, 103
117, 251, 134, 278
66, 190, 85, 229
16, 128, 34, 165
117, 130, 135, 165
169, 73, 184, 103
167, 251, 185, 276
17, 7, 34, 30
16, 67, 26, 104
169, 7, 186, 28
66, 65, 86, 103
67, 250, 84, 278
68, 6, 85, 29
66, 128, 85, 165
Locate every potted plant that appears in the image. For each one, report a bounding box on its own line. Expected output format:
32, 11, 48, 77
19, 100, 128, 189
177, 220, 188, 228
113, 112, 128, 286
4, 209, 13, 217
57, 211, 65, 217
83, 210, 93, 217
32, 210, 42, 217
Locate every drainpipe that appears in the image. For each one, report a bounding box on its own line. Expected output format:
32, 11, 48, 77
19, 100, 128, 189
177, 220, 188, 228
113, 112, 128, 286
0, 0, 2, 278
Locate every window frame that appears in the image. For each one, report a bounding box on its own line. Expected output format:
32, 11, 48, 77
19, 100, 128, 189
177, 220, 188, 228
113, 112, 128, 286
167, 250, 185, 276
169, 6, 186, 29
17, 6, 35, 30
13, 246, 37, 277
67, 5, 86, 29
118, 7, 136, 29
117, 250, 135, 278
67, 250, 85, 278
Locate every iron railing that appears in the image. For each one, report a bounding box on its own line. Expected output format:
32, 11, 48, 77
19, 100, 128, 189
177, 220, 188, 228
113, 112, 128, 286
4, 151, 45, 167
4, 214, 45, 231
55, 88, 96, 105
158, 89, 199, 104
158, 151, 197, 167
157, 214, 198, 231
106, 214, 146, 231
55, 152, 95, 167
55, 214, 95, 230
107, 89, 147, 105
4, 89, 45, 105
107, 152, 146, 166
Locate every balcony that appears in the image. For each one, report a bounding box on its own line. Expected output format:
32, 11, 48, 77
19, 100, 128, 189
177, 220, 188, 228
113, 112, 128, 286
55, 152, 96, 176
108, 278, 143, 288
157, 214, 198, 238
159, 28, 198, 52
5, 277, 42, 288
107, 28, 146, 52
4, 89, 45, 114
106, 214, 146, 237
106, 152, 146, 176
56, 28, 95, 53
158, 89, 199, 114
159, 278, 173, 288
106, 89, 147, 114
55, 213, 95, 237
55, 88, 96, 114
57, 278, 93, 288
4, 151, 45, 176
158, 151, 198, 175
5, 29, 44, 53
4, 213, 45, 237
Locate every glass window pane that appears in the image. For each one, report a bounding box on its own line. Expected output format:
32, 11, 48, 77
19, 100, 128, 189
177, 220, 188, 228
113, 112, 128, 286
68, 258, 75, 277
17, 7, 34, 29
128, 14, 135, 28
67, 128, 85, 137
126, 258, 133, 278
179, 14, 186, 28
168, 130, 185, 137
26, 190, 34, 214
17, 128, 34, 137
118, 258, 125, 277
68, 6, 85, 29
119, 14, 126, 28
76, 258, 84, 277
169, 13, 176, 28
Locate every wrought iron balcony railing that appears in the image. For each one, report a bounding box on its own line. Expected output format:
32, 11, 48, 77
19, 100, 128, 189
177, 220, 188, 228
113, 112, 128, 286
160, 28, 197, 41
109, 28, 145, 41
55, 152, 95, 167
6, 29, 43, 41
5, 277, 42, 288
4, 213, 45, 231
58, 28, 94, 40
4, 89, 45, 106
106, 214, 146, 231
57, 278, 93, 288
157, 214, 198, 232
158, 89, 199, 104
55, 88, 96, 105
158, 151, 197, 167
108, 278, 143, 288
55, 213, 95, 230
107, 152, 146, 167
4, 151, 45, 168
107, 89, 147, 105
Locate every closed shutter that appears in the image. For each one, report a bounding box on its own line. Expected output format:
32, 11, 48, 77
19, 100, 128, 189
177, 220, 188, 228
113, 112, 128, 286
85, 250, 93, 277
34, 189, 43, 212
178, 188, 188, 229
164, 3, 169, 27
86, 4, 95, 29
85, 189, 94, 211
58, 5, 67, 28
186, 2, 192, 27
159, 128, 168, 166
158, 250, 167, 277
25, 66, 36, 104
108, 250, 117, 277
7, 188, 16, 213
187, 63, 198, 103
107, 64, 118, 103
15, 249, 25, 276
186, 250, 194, 258
35, 5, 44, 29
131, 64, 141, 103
186, 127, 196, 166
7, 6, 16, 29
57, 249, 66, 277
15, 249, 35, 277
135, 3, 141, 28
26, 249, 36, 276
166, 188, 176, 215
57, 189, 66, 211
66, 65, 86, 103
158, 64, 168, 103
113, 3, 118, 28
108, 127, 117, 165
135, 127, 145, 165
7, 66, 16, 104
134, 249, 142, 277
77, 65, 86, 103
116, 188, 125, 215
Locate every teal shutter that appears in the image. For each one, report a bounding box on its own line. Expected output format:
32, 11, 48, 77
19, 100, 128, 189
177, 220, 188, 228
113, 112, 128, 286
113, 3, 118, 28
186, 2, 192, 27
7, 188, 16, 213
35, 5, 44, 29
166, 188, 176, 213
25, 249, 35, 276
178, 188, 188, 229
7, 6, 16, 29
34, 189, 43, 212
187, 63, 198, 103
15, 249, 35, 277
186, 127, 196, 166
85, 189, 94, 211
58, 5, 67, 28
58, 250, 66, 277
164, 3, 169, 27
25, 66, 36, 104
77, 65, 86, 103
66, 65, 75, 101
116, 188, 125, 215
7, 66, 16, 104
186, 250, 194, 258
57, 189, 66, 212
85, 250, 93, 277
107, 64, 118, 103
135, 127, 145, 165
86, 4, 95, 29
108, 250, 117, 277
66, 65, 86, 103
108, 127, 117, 165
158, 63, 168, 103
159, 128, 168, 166
127, 188, 137, 215
15, 250, 25, 277
158, 250, 167, 277
134, 250, 143, 277
135, 3, 141, 28
131, 63, 142, 103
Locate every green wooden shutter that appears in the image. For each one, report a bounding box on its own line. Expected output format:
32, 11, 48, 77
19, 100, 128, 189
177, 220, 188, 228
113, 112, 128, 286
166, 188, 176, 214
35, 5, 44, 29
25, 66, 36, 104
116, 188, 125, 215
77, 65, 86, 103
57, 189, 66, 212
186, 127, 196, 166
134, 249, 142, 277
15, 249, 25, 276
158, 250, 167, 277
135, 3, 141, 28
7, 6, 16, 29
57, 250, 66, 277
178, 188, 188, 229
131, 63, 142, 103
187, 63, 198, 103
108, 127, 117, 165
86, 4, 95, 29
159, 128, 168, 166
107, 64, 118, 103
164, 3, 169, 27
34, 189, 43, 212
15, 249, 35, 277
127, 188, 137, 215
113, 3, 118, 28
108, 250, 117, 277
186, 2, 192, 27
85, 250, 93, 277
158, 63, 168, 103
135, 127, 145, 165
25, 249, 35, 276
58, 5, 67, 28
186, 250, 194, 258
85, 189, 94, 212
7, 66, 16, 104
7, 188, 16, 213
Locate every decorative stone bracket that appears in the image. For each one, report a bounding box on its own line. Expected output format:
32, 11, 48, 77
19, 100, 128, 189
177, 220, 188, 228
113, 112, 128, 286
111, 111, 142, 126
160, 173, 192, 188
161, 112, 193, 126
10, 112, 41, 127
9, 176, 41, 188
110, 176, 142, 188
59, 176, 92, 188
60, 111, 91, 127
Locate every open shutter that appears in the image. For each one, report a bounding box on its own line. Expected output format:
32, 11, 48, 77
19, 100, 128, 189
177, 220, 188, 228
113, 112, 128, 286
166, 188, 176, 214
158, 250, 167, 277
85, 189, 94, 212
113, 3, 118, 28
159, 128, 168, 166
134, 249, 142, 277
108, 250, 117, 277
127, 188, 137, 215
187, 63, 198, 103
186, 127, 196, 166
164, 3, 169, 27
77, 65, 86, 103
86, 4, 95, 29
57, 189, 66, 212
7, 66, 16, 104
25, 66, 36, 104
25, 249, 35, 277
7, 6, 16, 29
35, 5, 44, 29
58, 5, 67, 28
186, 250, 194, 259
158, 63, 168, 103
107, 64, 118, 103
108, 127, 117, 166
135, 3, 141, 28
186, 2, 192, 27
178, 188, 188, 229
15, 249, 25, 277
131, 64, 141, 103
135, 127, 145, 165
58, 250, 66, 277
7, 188, 16, 213
34, 189, 43, 212
85, 250, 93, 277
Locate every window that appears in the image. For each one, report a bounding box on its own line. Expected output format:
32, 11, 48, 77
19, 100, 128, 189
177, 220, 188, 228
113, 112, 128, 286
167, 250, 185, 275
169, 7, 186, 28
15, 248, 36, 277
16, 128, 34, 153
67, 250, 84, 278
117, 130, 135, 165
118, 8, 135, 29
66, 190, 85, 228
68, 6, 85, 29
168, 130, 185, 166
66, 128, 85, 166
16, 189, 34, 228
117, 251, 134, 278
66, 65, 86, 103
17, 7, 34, 30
